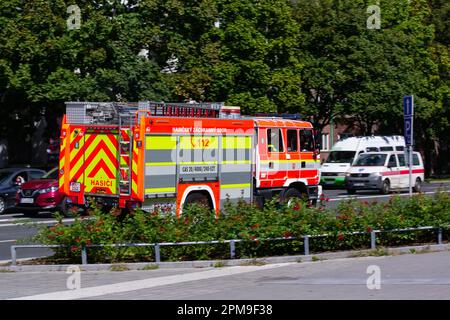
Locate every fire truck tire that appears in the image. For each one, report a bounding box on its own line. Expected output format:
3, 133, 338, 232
59, 197, 71, 217
184, 192, 213, 210
283, 188, 303, 206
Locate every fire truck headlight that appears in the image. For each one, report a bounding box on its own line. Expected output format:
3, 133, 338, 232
70, 182, 81, 192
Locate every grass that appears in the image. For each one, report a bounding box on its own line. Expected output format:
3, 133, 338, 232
213, 261, 225, 268
426, 178, 450, 183
0, 269, 15, 273
239, 259, 267, 266
109, 264, 130, 272
140, 264, 159, 271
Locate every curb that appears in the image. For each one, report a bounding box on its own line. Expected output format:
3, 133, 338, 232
1, 243, 449, 273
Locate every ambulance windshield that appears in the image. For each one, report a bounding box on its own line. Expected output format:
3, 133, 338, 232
354, 153, 387, 166
325, 151, 355, 164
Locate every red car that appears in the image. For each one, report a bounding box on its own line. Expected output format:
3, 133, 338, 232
16, 167, 67, 216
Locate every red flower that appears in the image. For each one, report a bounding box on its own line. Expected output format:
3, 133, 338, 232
251, 236, 260, 245
283, 231, 293, 238
75, 237, 81, 243
70, 245, 79, 252
293, 203, 301, 211
367, 227, 373, 233
337, 234, 344, 241
325, 198, 330, 202
251, 224, 260, 230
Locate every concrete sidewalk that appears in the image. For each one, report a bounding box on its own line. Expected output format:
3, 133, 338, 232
2, 250, 450, 300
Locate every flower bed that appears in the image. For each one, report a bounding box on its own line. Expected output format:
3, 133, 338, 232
33, 191, 450, 263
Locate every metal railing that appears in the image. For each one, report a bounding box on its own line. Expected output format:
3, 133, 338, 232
9, 226, 446, 265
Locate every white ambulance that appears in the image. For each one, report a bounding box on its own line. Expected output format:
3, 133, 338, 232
344, 151, 425, 194
320, 136, 405, 187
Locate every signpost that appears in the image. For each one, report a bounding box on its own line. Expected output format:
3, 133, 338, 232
403, 95, 414, 196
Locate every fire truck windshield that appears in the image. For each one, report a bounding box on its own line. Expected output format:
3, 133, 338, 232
325, 151, 355, 163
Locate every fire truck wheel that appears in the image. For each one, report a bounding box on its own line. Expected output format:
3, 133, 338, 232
283, 188, 303, 207
59, 197, 74, 217
184, 192, 213, 210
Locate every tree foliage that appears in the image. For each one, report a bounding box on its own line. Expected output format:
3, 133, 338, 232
0, 0, 448, 170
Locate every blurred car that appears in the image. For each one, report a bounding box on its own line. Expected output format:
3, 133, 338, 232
15, 167, 66, 216
0, 168, 46, 214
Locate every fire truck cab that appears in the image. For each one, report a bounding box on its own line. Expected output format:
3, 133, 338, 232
58, 101, 321, 215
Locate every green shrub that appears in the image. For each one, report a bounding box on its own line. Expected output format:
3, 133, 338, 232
33, 191, 450, 263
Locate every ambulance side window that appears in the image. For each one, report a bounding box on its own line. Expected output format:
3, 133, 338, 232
388, 155, 397, 167
413, 154, 420, 166
300, 129, 314, 152
397, 154, 406, 166
287, 130, 298, 152
267, 128, 284, 153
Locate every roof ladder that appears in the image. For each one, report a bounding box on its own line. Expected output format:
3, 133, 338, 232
118, 114, 133, 196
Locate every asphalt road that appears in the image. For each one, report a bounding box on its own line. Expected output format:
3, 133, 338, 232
0, 181, 449, 262
321, 181, 450, 208
2, 251, 450, 300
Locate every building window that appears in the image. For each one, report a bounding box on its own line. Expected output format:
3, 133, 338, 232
321, 133, 330, 151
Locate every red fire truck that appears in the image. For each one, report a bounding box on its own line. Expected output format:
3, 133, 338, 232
58, 101, 321, 215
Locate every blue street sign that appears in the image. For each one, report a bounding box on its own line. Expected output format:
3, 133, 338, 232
404, 116, 412, 146
403, 96, 413, 117
403, 95, 414, 146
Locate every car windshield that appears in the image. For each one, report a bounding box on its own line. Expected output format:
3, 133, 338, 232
325, 151, 356, 164
0, 171, 13, 185
354, 154, 387, 166
43, 168, 58, 179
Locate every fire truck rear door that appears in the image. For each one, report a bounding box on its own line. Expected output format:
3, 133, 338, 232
83, 131, 119, 196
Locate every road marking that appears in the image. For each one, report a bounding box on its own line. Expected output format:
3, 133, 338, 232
0, 256, 50, 265
0, 214, 24, 218
0, 218, 77, 228
0, 239, 16, 243
0, 218, 36, 223
328, 190, 450, 202
10, 263, 295, 300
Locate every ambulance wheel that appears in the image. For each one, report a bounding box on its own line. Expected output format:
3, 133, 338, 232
184, 192, 213, 210
380, 180, 390, 195
413, 178, 422, 193
283, 188, 303, 207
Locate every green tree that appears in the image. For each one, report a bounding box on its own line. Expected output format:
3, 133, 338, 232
140, 0, 304, 114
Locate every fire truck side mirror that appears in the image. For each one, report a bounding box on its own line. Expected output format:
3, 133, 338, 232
313, 130, 322, 152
